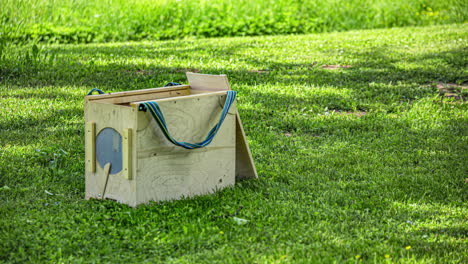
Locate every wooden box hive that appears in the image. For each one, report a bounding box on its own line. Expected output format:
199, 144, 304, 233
84, 73, 257, 207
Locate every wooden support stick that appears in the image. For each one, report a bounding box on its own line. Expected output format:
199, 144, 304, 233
101, 163, 111, 199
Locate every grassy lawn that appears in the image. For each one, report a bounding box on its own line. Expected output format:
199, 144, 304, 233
0, 24, 467, 263
1, 0, 466, 43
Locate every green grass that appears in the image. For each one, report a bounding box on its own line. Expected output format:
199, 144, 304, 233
1, 23, 467, 263
1, 0, 467, 43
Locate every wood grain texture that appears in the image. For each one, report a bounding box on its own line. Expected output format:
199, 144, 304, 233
186, 72, 230, 91
122, 128, 133, 180
85, 101, 137, 206
185, 73, 257, 179
85, 85, 190, 102
135, 93, 236, 204
131, 90, 228, 106
90, 89, 191, 105
85, 122, 96, 172
84, 74, 257, 207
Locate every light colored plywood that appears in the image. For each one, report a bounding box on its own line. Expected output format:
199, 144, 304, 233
85, 101, 137, 206
85, 85, 190, 102
133, 92, 236, 132
85, 122, 96, 172
235, 112, 258, 179
122, 128, 133, 180
84, 74, 257, 207
189, 89, 219, 95
130, 90, 228, 106
92, 89, 191, 105
135, 93, 236, 204
186, 72, 231, 91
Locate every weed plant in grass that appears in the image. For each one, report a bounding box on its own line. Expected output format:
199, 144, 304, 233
0, 24, 467, 263
0, 0, 467, 43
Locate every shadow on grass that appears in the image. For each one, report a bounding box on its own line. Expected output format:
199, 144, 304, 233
0, 89, 80, 100
1, 41, 466, 92
0, 39, 466, 205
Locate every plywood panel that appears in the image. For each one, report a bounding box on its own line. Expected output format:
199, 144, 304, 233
131, 90, 228, 105
135, 93, 236, 204
235, 112, 258, 179
186, 72, 230, 91
84, 75, 256, 207
91, 89, 191, 105
85, 101, 138, 206
85, 85, 190, 102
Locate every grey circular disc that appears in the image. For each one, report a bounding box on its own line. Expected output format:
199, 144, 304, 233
96, 127, 122, 174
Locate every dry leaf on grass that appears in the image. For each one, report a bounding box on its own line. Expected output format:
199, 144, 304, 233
436, 83, 467, 101
322, 65, 351, 70
175, 68, 201, 73
248, 69, 270, 74
335, 110, 367, 117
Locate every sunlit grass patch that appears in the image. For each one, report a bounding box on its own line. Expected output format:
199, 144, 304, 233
0, 24, 467, 263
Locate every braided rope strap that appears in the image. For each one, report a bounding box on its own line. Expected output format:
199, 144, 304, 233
87, 88, 105, 95
141, 91, 237, 149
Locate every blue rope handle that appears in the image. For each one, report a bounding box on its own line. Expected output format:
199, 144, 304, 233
141, 91, 237, 149
87, 88, 105, 95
